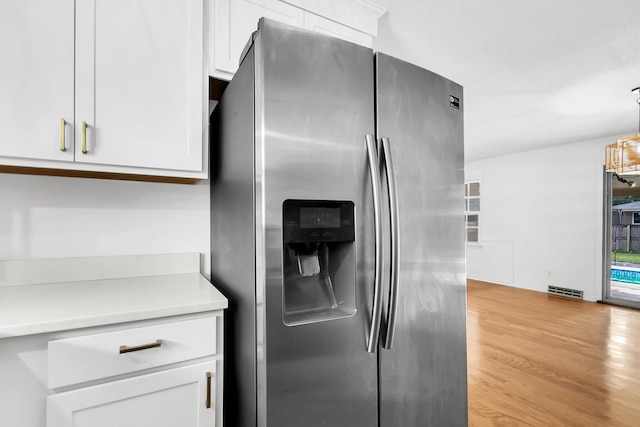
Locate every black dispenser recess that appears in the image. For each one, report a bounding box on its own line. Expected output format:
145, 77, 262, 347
282, 199, 356, 326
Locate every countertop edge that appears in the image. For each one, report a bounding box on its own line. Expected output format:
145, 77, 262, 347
0, 272, 228, 339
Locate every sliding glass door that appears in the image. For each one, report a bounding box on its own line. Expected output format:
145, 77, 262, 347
603, 170, 640, 308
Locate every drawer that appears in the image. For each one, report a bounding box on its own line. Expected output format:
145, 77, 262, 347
48, 316, 216, 389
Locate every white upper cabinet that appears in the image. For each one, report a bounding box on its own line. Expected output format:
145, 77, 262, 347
0, 0, 75, 163
303, 12, 374, 47
75, 0, 205, 173
210, 0, 387, 80
212, 0, 304, 79
0, 0, 208, 182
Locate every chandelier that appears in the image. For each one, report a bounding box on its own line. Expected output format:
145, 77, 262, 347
605, 87, 640, 175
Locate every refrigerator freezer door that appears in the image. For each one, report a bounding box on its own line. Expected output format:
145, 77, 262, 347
254, 20, 378, 427
376, 53, 468, 426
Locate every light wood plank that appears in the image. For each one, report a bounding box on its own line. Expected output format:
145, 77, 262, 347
468, 279, 640, 426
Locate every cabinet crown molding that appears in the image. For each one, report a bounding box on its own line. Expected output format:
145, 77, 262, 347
280, 0, 387, 35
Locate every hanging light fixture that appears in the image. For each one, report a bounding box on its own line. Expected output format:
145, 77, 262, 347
605, 87, 640, 175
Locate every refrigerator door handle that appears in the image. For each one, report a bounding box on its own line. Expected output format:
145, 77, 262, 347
381, 137, 400, 350
365, 134, 384, 353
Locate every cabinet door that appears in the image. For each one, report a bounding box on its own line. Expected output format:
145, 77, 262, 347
75, 0, 204, 172
0, 0, 75, 162
47, 361, 216, 427
211, 0, 304, 79
303, 13, 373, 48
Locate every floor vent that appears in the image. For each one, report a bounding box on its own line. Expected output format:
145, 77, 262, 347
548, 285, 584, 300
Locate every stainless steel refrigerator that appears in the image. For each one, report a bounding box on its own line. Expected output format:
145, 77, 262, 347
210, 18, 467, 427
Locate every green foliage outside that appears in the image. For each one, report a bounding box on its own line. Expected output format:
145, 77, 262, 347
611, 251, 640, 264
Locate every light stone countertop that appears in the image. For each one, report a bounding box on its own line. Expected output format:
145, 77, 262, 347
0, 254, 228, 338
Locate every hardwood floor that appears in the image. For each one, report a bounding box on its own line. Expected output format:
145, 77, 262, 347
467, 279, 640, 426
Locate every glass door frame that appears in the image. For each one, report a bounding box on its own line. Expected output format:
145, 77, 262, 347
602, 169, 640, 309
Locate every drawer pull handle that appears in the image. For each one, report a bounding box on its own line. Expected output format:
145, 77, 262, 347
206, 372, 212, 409
119, 339, 162, 354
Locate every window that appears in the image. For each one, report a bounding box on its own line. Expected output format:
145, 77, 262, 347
465, 181, 480, 243
633, 212, 640, 225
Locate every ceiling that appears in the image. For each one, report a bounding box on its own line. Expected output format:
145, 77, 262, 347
373, 0, 640, 161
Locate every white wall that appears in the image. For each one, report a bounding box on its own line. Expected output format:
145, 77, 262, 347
465, 136, 611, 301
373, 6, 614, 302
0, 173, 211, 278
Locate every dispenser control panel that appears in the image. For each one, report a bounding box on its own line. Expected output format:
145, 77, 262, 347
283, 200, 355, 243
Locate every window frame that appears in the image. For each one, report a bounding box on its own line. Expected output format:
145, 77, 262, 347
465, 181, 481, 245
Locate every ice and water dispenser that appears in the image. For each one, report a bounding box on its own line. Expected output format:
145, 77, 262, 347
282, 200, 356, 326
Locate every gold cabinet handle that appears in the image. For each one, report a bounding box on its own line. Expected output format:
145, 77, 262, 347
205, 372, 212, 408
119, 339, 162, 354
81, 121, 88, 154
59, 119, 66, 151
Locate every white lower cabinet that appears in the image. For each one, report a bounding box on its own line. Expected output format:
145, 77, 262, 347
43, 313, 223, 427
47, 361, 216, 427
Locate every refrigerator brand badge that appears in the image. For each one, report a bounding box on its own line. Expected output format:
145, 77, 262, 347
450, 95, 460, 110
